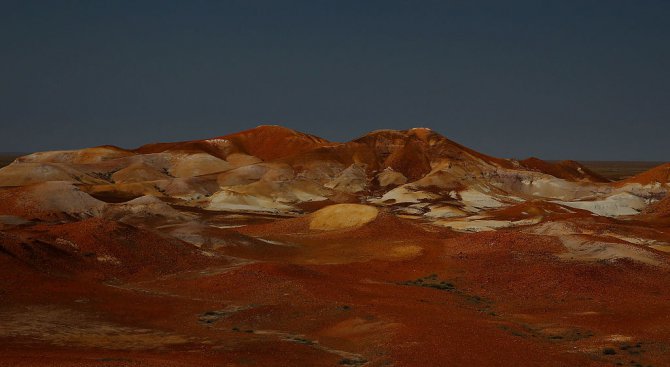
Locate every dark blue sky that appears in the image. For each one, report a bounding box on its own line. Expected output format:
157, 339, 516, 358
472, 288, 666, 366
1, 0, 669, 160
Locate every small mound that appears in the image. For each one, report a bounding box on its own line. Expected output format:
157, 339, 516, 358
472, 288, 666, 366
16, 146, 132, 164
620, 163, 670, 186
309, 204, 378, 231
0, 218, 220, 280
644, 195, 670, 217
0, 182, 106, 220
0, 162, 105, 186
376, 168, 407, 187
102, 195, 191, 222
484, 200, 593, 221
171, 152, 232, 177
111, 162, 171, 183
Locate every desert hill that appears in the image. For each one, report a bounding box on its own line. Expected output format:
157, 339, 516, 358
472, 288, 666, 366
2, 125, 663, 221
1, 126, 669, 366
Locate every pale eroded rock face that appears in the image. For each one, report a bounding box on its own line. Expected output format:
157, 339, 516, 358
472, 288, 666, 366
324, 164, 368, 193
377, 168, 407, 187
0, 126, 667, 220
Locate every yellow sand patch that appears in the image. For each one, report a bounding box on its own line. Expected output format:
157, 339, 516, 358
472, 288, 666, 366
389, 245, 423, 259
650, 244, 670, 253
607, 334, 634, 342
309, 204, 379, 231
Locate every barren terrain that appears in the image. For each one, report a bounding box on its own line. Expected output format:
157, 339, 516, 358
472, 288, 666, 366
0, 126, 668, 366
577, 161, 664, 181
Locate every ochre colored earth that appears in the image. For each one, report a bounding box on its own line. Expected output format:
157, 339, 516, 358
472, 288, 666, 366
1, 126, 669, 366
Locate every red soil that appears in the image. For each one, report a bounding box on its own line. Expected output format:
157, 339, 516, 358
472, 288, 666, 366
1, 127, 669, 366
135, 125, 333, 160
620, 162, 670, 186
483, 199, 595, 221
644, 194, 670, 217
2, 208, 669, 366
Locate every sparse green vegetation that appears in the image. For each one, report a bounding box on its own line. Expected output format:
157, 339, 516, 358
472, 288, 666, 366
92, 171, 113, 181
287, 336, 314, 345
400, 274, 455, 291
198, 310, 231, 324
400, 274, 498, 319
339, 357, 368, 366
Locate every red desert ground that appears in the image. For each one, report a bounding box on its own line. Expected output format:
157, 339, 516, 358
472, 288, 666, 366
1, 125, 669, 366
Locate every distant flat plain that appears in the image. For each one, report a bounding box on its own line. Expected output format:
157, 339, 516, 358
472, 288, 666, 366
576, 161, 665, 181
0, 153, 663, 182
